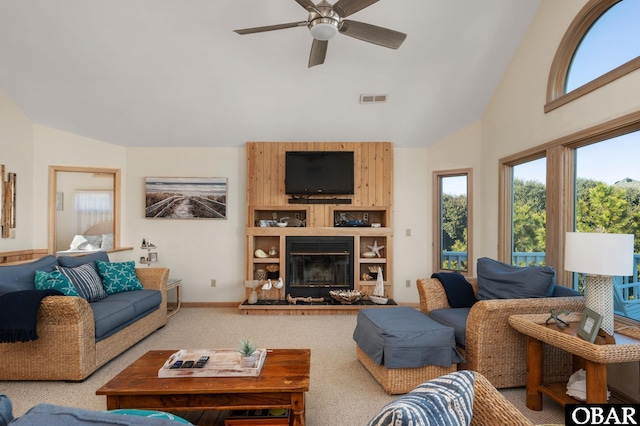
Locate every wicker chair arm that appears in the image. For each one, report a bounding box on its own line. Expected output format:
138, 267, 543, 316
416, 277, 478, 314
471, 372, 533, 425
467, 296, 585, 344
135, 267, 169, 314
135, 267, 169, 292
38, 295, 94, 330
468, 295, 585, 324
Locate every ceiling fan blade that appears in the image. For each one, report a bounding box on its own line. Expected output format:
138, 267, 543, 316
333, 0, 379, 18
234, 21, 307, 35
294, 0, 320, 13
308, 39, 328, 67
339, 20, 406, 49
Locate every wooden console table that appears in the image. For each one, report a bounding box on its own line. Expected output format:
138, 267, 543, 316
509, 312, 640, 409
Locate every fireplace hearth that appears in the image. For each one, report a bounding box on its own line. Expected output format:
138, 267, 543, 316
286, 236, 354, 299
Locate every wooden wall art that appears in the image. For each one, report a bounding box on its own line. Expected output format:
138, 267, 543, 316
1, 164, 16, 238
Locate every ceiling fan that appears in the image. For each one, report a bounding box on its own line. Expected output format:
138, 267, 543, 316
233, 0, 407, 67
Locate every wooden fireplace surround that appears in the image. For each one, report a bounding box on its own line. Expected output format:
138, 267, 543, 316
243, 142, 394, 314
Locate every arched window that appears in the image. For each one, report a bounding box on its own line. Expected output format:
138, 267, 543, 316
545, 0, 640, 112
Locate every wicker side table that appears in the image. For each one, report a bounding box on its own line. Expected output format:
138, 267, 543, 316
509, 313, 640, 410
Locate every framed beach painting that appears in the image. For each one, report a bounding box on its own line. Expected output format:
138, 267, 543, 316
145, 177, 227, 219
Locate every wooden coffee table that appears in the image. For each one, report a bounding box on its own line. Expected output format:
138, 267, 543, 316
96, 349, 310, 426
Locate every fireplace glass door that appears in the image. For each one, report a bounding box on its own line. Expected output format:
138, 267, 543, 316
286, 236, 354, 298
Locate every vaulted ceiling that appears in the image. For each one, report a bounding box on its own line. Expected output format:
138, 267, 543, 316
0, 1, 540, 148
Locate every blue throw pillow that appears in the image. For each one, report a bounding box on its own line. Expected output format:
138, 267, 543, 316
476, 257, 555, 300
367, 370, 474, 426
56, 264, 107, 302
96, 260, 143, 295
431, 272, 477, 308
34, 270, 79, 297
57, 251, 109, 273
0, 255, 58, 296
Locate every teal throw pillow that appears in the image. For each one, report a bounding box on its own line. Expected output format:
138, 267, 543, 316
34, 270, 79, 297
96, 260, 143, 295
107, 409, 191, 424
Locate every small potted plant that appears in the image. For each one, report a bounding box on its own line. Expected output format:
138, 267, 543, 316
237, 339, 258, 367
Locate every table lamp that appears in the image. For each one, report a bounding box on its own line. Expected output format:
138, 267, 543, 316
565, 231, 634, 335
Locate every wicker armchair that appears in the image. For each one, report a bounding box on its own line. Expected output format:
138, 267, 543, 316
0, 268, 169, 381
471, 372, 534, 425
417, 277, 585, 389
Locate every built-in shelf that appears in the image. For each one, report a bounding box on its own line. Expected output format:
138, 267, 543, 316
139, 244, 158, 267
245, 142, 394, 313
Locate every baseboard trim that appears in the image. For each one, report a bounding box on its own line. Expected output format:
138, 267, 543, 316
182, 302, 240, 308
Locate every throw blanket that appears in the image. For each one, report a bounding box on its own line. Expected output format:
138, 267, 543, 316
0, 289, 63, 343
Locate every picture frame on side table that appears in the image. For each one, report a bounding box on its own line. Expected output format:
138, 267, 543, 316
577, 307, 603, 343
144, 177, 227, 219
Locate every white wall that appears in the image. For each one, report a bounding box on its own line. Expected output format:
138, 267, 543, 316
124, 147, 246, 303
0, 86, 33, 250
31, 125, 128, 249
424, 120, 483, 274
478, 0, 640, 258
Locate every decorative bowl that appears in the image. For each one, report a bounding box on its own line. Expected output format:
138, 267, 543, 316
329, 290, 364, 304
369, 295, 388, 305
277, 222, 288, 227
254, 249, 269, 258
361, 251, 376, 258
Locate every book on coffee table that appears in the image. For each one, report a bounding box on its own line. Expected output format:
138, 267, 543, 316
158, 348, 267, 378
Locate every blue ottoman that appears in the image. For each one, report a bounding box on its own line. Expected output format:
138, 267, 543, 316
353, 307, 464, 394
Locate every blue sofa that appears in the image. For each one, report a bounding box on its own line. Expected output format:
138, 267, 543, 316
0, 252, 168, 381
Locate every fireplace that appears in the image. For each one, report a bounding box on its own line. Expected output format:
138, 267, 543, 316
285, 236, 354, 299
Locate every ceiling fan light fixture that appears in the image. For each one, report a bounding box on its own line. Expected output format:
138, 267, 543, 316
308, 18, 339, 40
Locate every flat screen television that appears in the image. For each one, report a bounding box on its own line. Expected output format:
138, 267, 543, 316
285, 151, 354, 195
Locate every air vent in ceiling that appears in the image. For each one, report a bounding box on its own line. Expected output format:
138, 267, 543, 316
360, 94, 388, 104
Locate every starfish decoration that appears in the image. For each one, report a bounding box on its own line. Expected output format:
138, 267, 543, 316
367, 240, 385, 258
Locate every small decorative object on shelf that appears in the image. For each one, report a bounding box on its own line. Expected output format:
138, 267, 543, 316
268, 246, 278, 257
577, 308, 603, 343
369, 267, 388, 305
141, 238, 156, 248
545, 309, 570, 330
254, 249, 268, 258
366, 240, 384, 257
266, 264, 279, 279
237, 339, 258, 368
245, 280, 260, 304
329, 289, 364, 304
286, 294, 325, 304
254, 268, 266, 280
139, 239, 158, 267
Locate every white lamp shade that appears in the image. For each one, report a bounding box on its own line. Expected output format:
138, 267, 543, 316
565, 232, 634, 276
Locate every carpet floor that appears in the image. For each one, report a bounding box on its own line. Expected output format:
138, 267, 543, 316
0, 307, 565, 425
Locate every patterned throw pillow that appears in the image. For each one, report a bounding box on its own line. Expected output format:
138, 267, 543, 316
367, 371, 475, 426
34, 270, 79, 297
96, 260, 143, 295
56, 264, 107, 302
